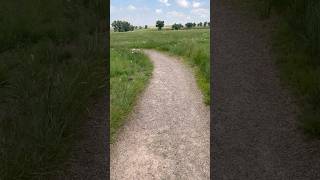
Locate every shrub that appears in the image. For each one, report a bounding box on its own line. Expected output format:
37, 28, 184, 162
172, 23, 183, 30
111, 20, 134, 32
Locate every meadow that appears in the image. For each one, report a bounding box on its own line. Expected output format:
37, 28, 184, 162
110, 28, 210, 140
0, 1, 107, 179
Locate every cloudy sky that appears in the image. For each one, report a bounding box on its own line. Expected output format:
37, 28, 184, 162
111, 0, 210, 26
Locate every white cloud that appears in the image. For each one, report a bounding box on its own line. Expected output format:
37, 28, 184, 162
155, 9, 163, 14
127, 5, 136, 10
159, 0, 171, 6
167, 11, 186, 18
191, 8, 209, 18
176, 0, 189, 8
192, 1, 201, 8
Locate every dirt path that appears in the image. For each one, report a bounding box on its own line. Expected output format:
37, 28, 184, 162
212, 1, 320, 179
110, 50, 210, 179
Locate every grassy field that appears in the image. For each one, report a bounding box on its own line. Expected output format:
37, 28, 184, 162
238, 0, 320, 137
0, 1, 107, 179
110, 28, 210, 140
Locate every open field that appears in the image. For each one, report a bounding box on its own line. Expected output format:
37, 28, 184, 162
110, 28, 210, 140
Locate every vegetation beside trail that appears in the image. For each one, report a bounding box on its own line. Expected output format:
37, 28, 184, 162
110, 49, 152, 141
240, 0, 320, 137
0, 1, 107, 179
110, 28, 210, 140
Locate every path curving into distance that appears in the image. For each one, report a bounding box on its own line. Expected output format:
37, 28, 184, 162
212, 1, 320, 179
111, 50, 210, 179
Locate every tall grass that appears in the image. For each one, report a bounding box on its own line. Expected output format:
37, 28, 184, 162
254, 0, 320, 136
0, 0, 107, 179
110, 49, 152, 141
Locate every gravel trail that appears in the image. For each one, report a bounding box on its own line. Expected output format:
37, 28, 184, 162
111, 50, 210, 179
212, 1, 320, 179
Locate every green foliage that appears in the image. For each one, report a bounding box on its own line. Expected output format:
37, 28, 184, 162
110, 49, 153, 141
111, 20, 134, 32
145, 25, 148, 29
185, 22, 194, 28
156, 20, 165, 30
0, 0, 107, 179
172, 23, 184, 30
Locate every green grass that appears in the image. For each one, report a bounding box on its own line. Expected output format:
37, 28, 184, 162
110, 28, 210, 140
238, 0, 320, 137
110, 49, 152, 141
0, 0, 107, 179
111, 29, 210, 103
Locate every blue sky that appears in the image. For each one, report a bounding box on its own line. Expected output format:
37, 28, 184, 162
111, 0, 210, 26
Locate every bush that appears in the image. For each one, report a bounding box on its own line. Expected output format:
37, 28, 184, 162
112, 20, 135, 32
172, 23, 183, 30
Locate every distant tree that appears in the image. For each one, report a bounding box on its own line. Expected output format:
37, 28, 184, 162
139, 26, 142, 29
208, 22, 210, 26
172, 23, 183, 30
204, 22, 207, 27
199, 22, 203, 27
185, 22, 193, 28
193, 22, 196, 27
145, 25, 148, 29
111, 20, 134, 32
156, 20, 164, 30
135, 26, 138, 29
130, 25, 134, 31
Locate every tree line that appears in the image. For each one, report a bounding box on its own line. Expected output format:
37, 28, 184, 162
111, 20, 210, 32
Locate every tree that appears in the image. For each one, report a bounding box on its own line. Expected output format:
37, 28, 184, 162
145, 25, 148, 29
185, 22, 193, 28
111, 20, 134, 32
199, 22, 203, 27
208, 22, 210, 26
139, 26, 142, 29
130, 25, 134, 31
156, 20, 164, 30
172, 23, 183, 30
193, 22, 196, 27
204, 22, 207, 27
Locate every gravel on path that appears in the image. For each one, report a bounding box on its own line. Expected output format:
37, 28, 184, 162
111, 50, 210, 180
